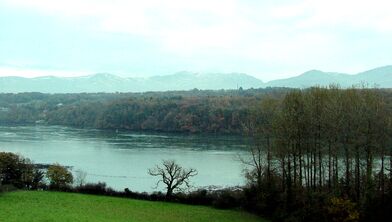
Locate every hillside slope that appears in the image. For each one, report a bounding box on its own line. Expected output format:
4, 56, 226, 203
0, 191, 265, 222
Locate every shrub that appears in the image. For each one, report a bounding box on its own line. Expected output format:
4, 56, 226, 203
326, 197, 359, 222
76, 182, 107, 195
0, 184, 18, 193
47, 163, 73, 190
211, 189, 243, 209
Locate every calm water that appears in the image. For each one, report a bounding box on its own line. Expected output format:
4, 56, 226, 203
0, 125, 251, 192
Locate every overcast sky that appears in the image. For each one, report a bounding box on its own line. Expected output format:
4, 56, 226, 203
0, 0, 391, 81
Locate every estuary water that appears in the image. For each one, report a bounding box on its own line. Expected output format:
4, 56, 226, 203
0, 125, 250, 192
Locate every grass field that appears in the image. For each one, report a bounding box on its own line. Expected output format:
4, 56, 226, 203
0, 191, 266, 222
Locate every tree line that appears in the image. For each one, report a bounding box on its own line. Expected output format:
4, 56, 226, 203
242, 86, 392, 221
0, 152, 73, 191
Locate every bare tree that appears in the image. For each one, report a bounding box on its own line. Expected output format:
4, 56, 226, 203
148, 160, 197, 198
74, 169, 87, 186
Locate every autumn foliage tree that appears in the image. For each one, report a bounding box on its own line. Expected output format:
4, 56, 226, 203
47, 163, 73, 190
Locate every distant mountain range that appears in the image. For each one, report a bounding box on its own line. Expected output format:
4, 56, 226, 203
267, 66, 392, 88
0, 71, 263, 93
0, 66, 391, 93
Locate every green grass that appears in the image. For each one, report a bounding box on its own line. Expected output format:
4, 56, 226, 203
0, 191, 266, 222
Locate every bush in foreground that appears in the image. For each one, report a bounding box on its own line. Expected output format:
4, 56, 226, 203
47, 163, 73, 190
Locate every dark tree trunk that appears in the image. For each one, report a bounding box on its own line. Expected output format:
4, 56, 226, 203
355, 145, 360, 201
328, 141, 332, 190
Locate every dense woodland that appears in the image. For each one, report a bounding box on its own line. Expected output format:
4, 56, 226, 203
1, 87, 392, 221
0, 88, 288, 133
242, 86, 392, 221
